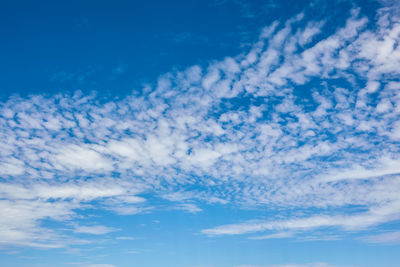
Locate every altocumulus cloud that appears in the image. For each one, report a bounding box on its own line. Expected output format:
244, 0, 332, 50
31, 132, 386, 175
1, 2, 400, 248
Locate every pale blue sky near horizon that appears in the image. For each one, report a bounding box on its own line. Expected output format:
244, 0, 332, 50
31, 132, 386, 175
1, 0, 400, 267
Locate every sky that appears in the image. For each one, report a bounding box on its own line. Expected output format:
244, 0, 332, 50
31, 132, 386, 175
0, 0, 400, 266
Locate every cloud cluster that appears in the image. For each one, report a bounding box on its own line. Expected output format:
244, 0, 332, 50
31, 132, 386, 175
1, 2, 400, 247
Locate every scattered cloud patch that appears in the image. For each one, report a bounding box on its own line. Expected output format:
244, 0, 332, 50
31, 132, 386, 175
174, 203, 203, 213
74, 225, 118, 235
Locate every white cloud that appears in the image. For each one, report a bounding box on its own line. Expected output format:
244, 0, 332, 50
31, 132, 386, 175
174, 203, 203, 213
0, 2, 400, 249
362, 231, 400, 244
319, 157, 400, 182
249, 232, 295, 240
202, 200, 400, 235
74, 225, 118, 235
0, 199, 81, 248
53, 145, 114, 172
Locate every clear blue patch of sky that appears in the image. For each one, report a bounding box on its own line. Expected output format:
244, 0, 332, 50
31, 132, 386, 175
0, 0, 378, 100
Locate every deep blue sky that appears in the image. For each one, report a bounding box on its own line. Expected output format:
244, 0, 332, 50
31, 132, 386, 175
0, 0, 377, 98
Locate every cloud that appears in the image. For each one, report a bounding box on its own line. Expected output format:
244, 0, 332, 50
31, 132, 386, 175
362, 231, 400, 244
174, 203, 203, 213
0, 1, 400, 249
74, 225, 118, 235
249, 231, 295, 240
202, 200, 400, 236
318, 157, 400, 182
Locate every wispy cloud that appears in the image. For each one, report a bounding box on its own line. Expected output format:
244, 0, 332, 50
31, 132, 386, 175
249, 231, 295, 240
174, 203, 203, 213
362, 231, 400, 244
74, 225, 118, 235
202, 200, 400, 236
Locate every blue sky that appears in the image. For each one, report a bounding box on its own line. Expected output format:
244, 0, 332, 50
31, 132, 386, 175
1, 0, 400, 267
